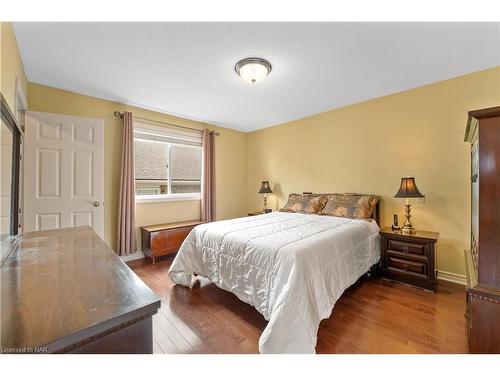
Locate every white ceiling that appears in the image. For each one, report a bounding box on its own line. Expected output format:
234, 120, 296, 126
13, 22, 500, 132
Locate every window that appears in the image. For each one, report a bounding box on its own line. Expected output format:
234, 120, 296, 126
134, 122, 202, 202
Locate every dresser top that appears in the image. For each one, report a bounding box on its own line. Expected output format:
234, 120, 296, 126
380, 227, 440, 241
468, 105, 500, 120
1, 226, 160, 351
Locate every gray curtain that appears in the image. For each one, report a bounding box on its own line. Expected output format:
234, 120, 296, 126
117, 111, 136, 255
201, 129, 216, 222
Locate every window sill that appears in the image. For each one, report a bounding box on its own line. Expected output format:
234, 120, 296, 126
135, 193, 201, 204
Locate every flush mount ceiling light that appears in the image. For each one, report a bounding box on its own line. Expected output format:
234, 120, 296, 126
235, 57, 272, 84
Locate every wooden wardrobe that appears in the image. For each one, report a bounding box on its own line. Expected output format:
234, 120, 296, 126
464, 106, 500, 353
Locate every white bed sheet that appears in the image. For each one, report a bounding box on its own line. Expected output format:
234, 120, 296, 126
168, 211, 380, 353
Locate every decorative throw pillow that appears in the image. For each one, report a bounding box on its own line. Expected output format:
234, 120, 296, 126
280, 193, 328, 214
320, 193, 379, 220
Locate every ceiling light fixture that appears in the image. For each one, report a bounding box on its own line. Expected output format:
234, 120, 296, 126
235, 57, 272, 84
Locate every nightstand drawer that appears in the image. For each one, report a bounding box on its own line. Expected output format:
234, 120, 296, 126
388, 239, 425, 256
387, 254, 427, 276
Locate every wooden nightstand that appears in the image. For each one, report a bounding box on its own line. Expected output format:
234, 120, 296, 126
379, 227, 439, 292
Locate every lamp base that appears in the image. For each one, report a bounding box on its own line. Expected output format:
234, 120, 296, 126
401, 203, 415, 234
401, 225, 415, 235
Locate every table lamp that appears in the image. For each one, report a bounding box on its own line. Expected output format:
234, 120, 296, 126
394, 176, 425, 234
258, 181, 273, 213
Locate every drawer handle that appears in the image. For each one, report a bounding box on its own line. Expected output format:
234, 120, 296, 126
403, 246, 409, 253
403, 264, 409, 270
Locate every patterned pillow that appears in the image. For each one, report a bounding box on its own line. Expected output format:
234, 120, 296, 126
319, 193, 379, 220
280, 193, 328, 214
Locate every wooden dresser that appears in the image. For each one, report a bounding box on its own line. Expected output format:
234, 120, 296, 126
141, 220, 203, 264
464, 106, 500, 354
380, 227, 439, 291
1, 226, 160, 353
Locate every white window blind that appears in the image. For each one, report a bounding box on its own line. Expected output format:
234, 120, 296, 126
133, 121, 202, 147
133, 120, 202, 202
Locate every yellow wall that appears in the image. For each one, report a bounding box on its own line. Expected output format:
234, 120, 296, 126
17, 37, 500, 278
0, 22, 27, 117
28, 83, 248, 251
247, 67, 500, 278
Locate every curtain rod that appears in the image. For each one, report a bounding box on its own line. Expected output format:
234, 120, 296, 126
113, 111, 220, 136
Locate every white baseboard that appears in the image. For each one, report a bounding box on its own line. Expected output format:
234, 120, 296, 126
120, 251, 146, 263
436, 270, 466, 285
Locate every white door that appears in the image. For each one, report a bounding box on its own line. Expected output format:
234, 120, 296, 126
24, 112, 104, 238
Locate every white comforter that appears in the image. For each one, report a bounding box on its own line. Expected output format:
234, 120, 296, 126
168, 212, 380, 353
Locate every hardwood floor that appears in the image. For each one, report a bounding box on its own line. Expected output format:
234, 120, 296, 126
128, 255, 468, 354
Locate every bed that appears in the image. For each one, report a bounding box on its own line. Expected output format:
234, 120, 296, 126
168, 194, 381, 354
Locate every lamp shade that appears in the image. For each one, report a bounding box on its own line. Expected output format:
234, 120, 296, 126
394, 177, 425, 198
258, 181, 273, 194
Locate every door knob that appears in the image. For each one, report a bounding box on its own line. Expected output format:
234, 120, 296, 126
92, 201, 101, 207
